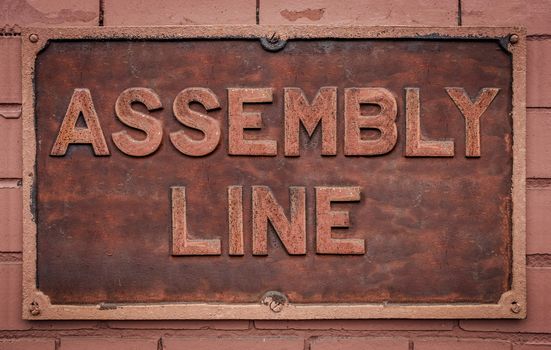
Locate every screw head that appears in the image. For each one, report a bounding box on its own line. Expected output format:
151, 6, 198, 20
511, 301, 521, 313
269, 300, 284, 313
29, 33, 39, 43
29, 301, 41, 316
268, 32, 280, 44
510, 34, 519, 44
261, 291, 288, 313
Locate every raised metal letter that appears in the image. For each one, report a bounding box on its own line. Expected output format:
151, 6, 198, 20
171, 186, 221, 256
284, 87, 337, 156
405, 88, 454, 157
344, 88, 398, 156
50, 88, 110, 156
446, 87, 499, 157
315, 186, 365, 254
228, 88, 277, 156
252, 186, 306, 255
112, 87, 163, 157
170, 88, 221, 157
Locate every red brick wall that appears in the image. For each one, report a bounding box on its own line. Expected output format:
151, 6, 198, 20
1, 0, 550, 349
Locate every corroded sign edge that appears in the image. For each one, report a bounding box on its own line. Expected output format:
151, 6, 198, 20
21, 25, 526, 320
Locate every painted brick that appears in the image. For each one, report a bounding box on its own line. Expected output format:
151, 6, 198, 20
0, 0, 98, 26
310, 337, 409, 350
0, 263, 30, 330
0, 265, 92, 331
0, 187, 22, 252
527, 40, 551, 108
60, 337, 158, 350
460, 267, 551, 333
527, 109, 551, 177
462, 0, 551, 35
0, 37, 22, 179
0, 117, 21, 178
0, 339, 55, 350
0, 37, 21, 104
162, 337, 304, 350
515, 345, 551, 350
108, 320, 250, 330
415, 338, 510, 350
527, 187, 551, 254
259, 0, 457, 25
104, 0, 256, 26
254, 320, 453, 330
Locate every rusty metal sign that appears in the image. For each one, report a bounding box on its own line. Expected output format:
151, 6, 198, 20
21, 26, 526, 320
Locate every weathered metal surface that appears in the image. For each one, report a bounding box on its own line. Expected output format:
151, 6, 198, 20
21, 26, 526, 320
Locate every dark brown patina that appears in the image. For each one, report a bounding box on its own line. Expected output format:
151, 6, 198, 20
34, 39, 513, 305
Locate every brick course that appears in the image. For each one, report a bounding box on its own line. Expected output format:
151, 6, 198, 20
162, 337, 304, 350
310, 337, 409, 350
0, 37, 20, 105
527, 40, 551, 108
527, 187, 551, 254
515, 345, 551, 350
527, 109, 551, 178
414, 338, 511, 350
0, 118, 21, 179
461, 0, 551, 35
0, 339, 55, 350
0, 263, 29, 330
107, 320, 250, 330
259, 0, 457, 25
254, 320, 453, 330
0, 37, 22, 180
0, 188, 22, 252
60, 337, 159, 350
104, 0, 256, 25
0, 0, 99, 26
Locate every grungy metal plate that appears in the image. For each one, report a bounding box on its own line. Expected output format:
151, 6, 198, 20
21, 26, 526, 320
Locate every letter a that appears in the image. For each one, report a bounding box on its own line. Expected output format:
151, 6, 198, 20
51, 88, 110, 156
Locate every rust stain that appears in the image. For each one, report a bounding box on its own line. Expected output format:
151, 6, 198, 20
280, 8, 326, 22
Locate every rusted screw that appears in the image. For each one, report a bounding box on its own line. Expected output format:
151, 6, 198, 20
269, 300, 284, 313
268, 32, 279, 44
511, 301, 521, 314
261, 291, 288, 312
509, 34, 519, 44
29, 33, 39, 43
29, 301, 41, 316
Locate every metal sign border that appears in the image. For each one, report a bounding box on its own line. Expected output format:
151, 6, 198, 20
21, 25, 526, 320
